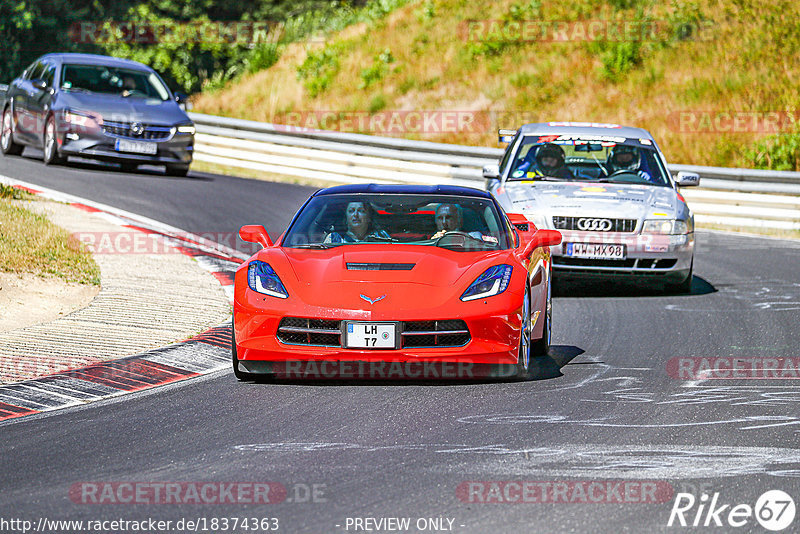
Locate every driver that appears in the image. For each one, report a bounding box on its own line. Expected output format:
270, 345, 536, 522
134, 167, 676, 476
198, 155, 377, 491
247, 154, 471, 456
431, 203, 483, 240
324, 201, 391, 243
516, 143, 574, 179
121, 75, 138, 97
606, 145, 653, 181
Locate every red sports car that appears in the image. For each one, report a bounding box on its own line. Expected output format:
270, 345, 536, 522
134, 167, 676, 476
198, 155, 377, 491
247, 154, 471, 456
232, 184, 561, 380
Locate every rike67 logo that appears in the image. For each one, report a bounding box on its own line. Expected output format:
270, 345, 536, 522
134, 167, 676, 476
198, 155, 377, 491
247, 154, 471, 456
668, 490, 796, 531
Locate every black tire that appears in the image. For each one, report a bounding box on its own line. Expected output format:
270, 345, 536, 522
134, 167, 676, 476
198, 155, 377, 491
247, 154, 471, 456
231, 320, 256, 381
165, 164, 190, 177
515, 286, 532, 379
530, 265, 552, 357
1, 107, 23, 156
666, 261, 693, 294
42, 115, 65, 165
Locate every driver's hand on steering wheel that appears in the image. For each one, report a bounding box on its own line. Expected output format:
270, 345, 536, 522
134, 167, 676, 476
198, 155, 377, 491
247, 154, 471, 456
431, 229, 449, 239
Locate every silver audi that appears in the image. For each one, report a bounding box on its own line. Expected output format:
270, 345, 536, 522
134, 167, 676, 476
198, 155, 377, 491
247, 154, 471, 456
485, 122, 699, 292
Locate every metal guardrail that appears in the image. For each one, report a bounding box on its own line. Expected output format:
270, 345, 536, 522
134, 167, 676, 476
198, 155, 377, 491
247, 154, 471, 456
189, 112, 800, 231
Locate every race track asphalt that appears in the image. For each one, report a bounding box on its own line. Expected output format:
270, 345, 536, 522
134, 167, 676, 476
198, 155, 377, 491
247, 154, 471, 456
2, 152, 800, 533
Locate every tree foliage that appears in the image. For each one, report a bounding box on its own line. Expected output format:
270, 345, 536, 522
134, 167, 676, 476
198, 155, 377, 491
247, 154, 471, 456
0, 0, 365, 94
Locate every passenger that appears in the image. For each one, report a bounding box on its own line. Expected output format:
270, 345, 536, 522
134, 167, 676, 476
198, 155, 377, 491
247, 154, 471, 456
324, 201, 391, 243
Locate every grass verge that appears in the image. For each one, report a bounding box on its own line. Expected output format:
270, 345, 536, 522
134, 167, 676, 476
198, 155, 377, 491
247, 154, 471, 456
194, 0, 800, 171
0, 194, 100, 285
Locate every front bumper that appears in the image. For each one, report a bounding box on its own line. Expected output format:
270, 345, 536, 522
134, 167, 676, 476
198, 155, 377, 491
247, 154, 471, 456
233, 286, 525, 367
57, 120, 193, 166
551, 230, 694, 279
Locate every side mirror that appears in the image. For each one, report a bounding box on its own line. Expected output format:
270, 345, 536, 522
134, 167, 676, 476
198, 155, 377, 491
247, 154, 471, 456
31, 79, 47, 90
174, 91, 192, 111
675, 171, 700, 187
239, 225, 273, 248
482, 164, 500, 180
521, 229, 562, 258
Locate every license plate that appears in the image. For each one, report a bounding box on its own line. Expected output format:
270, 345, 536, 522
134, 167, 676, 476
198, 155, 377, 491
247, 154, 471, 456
564, 242, 626, 259
344, 322, 396, 349
115, 139, 157, 155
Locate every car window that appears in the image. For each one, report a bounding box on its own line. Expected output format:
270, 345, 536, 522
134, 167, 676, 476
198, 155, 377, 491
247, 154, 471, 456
508, 136, 671, 186
60, 64, 171, 101
283, 193, 511, 251
42, 64, 55, 87
25, 61, 45, 81
498, 133, 518, 175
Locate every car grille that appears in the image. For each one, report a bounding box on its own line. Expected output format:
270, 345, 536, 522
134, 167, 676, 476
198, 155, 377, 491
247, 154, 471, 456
552, 216, 637, 233
553, 257, 677, 270
277, 318, 341, 346
103, 120, 173, 141
401, 320, 470, 348
276, 318, 470, 348
554, 257, 636, 268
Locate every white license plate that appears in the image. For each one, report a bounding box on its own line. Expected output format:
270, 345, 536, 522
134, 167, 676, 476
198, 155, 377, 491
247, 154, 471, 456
565, 243, 626, 259
344, 322, 396, 349
115, 139, 157, 155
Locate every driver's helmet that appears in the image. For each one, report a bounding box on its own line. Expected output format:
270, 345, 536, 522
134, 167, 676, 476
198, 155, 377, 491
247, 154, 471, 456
535, 143, 566, 172
608, 145, 641, 172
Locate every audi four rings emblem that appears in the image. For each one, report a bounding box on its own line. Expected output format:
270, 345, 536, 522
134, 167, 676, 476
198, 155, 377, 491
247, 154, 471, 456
577, 218, 613, 231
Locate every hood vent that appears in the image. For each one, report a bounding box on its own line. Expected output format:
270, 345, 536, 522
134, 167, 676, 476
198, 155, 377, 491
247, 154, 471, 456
346, 263, 415, 271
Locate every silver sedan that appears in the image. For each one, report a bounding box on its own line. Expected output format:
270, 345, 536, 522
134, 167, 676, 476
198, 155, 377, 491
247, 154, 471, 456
486, 122, 699, 292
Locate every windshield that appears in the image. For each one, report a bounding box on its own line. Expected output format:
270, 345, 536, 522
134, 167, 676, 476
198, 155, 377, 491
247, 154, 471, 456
507, 135, 671, 186
60, 64, 171, 101
283, 194, 512, 251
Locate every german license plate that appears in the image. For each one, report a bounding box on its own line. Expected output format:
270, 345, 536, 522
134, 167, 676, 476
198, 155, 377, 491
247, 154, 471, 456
115, 139, 157, 155
344, 322, 396, 349
564, 242, 625, 259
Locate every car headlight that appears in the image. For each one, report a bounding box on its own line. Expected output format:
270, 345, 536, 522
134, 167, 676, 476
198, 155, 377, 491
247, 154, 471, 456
63, 109, 103, 128
247, 261, 288, 298
461, 265, 513, 302
176, 124, 195, 135
641, 219, 691, 235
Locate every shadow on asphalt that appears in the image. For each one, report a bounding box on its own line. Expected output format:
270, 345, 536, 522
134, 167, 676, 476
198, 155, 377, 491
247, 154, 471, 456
235, 345, 585, 387
18, 149, 211, 181
554, 275, 716, 298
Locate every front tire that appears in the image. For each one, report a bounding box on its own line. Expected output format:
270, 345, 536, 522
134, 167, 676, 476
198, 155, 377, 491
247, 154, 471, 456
515, 286, 532, 379
165, 164, 190, 177
530, 265, 552, 357
231, 321, 256, 381
666, 261, 693, 294
43, 115, 65, 165
1, 107, 23, 156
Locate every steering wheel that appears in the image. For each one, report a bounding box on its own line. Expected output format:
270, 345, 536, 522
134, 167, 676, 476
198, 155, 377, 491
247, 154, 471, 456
434, 231, 481, 246
608, 169, 637, 177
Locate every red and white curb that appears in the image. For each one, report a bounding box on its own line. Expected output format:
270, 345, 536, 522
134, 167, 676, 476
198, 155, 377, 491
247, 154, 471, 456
0, 176, 247, 423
